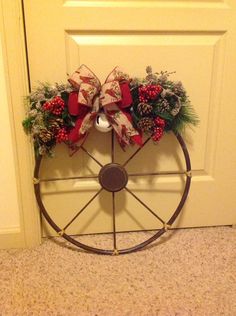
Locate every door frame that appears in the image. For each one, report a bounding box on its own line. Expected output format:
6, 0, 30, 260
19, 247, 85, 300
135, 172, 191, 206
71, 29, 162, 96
3, 0, 235, 249
0, 0, 41, 248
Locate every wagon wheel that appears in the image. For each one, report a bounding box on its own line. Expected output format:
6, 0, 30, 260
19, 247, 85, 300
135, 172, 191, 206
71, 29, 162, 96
33, 131, 191, 255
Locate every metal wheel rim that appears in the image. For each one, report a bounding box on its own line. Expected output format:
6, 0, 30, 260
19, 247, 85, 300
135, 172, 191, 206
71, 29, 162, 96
33, 132, 191, 255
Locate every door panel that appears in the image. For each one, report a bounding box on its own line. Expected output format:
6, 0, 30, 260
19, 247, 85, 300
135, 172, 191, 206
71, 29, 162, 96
23, 0, 236, 236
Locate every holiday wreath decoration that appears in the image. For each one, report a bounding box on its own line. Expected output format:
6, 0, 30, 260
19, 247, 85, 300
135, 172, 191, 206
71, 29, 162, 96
23, 65, 198, 255
23, 65, 198, 156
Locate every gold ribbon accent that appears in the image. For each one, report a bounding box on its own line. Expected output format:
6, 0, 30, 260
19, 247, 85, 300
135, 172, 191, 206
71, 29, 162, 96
33, 177, 40, 184
163, 223, 171, 231
112, 249, 119, 256
58, 229, 65, 237
185, 171, 192, 178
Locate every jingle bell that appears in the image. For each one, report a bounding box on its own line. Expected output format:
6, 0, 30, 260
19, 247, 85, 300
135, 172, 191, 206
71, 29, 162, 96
94, 113, 112, 133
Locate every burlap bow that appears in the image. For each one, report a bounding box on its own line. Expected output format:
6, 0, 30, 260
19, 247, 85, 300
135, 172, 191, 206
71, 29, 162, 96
67, 65, 142, 148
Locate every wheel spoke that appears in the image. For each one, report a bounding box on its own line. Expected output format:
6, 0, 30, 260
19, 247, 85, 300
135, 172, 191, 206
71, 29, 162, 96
111, 130, 115, 163
112, 192, 117, 251
40, 175, 99, 182
63, 188, 103, 231
122, 137, 151, 168
125, 187, 165, 224
128, 171, 187, 177
81, 146, 104, 167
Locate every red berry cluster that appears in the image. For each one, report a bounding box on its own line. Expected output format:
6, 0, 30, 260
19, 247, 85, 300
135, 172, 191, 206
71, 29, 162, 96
152, 116, 166, 142
43, 96, 65, 115
56, 128, 69, 143
138, 85, 162, 103
154, 117, 165, 129
42, 101, 53, 112
152, 127, 164, 142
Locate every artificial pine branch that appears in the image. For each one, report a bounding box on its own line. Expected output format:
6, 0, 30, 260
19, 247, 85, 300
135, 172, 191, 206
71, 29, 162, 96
171, 102, 199, 135
22, 117, 34, 132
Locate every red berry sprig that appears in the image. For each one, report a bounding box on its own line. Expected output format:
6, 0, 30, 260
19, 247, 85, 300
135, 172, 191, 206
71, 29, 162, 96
138, 85, 162, 103
154, 117, 165, 129
56, 128, 69, 143
51, 96, 65, 115
152, 127, 164, 142
42, 101, 53, 112
152, 116, 166, 142
42, 96, 65, 116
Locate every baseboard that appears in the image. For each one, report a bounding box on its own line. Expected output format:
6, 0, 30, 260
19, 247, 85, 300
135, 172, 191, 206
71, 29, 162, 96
0, 227, 25, 249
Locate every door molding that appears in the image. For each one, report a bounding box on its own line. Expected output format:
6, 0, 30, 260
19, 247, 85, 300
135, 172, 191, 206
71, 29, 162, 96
0, 0, 41, 248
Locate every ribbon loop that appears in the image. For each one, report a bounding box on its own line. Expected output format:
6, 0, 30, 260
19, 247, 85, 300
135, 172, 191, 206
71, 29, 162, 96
78, 83, 98, 107
100, 81, 122, 107
68, 64, 101, 90
105, 66, 129, 83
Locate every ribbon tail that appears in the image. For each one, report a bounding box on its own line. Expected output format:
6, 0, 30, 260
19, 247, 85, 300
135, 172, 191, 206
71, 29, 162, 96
122, 111, 143, 146
68, 118, 86, 143
68, 134, 88, 156
105, 105, 142, 148
68, 91, 90, 116
130, 133, 143, 146
68, 112, 96, 144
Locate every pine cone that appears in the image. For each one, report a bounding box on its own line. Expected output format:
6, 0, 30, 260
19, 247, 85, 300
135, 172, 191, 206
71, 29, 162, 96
54, 118, 64, 125
137, 103, 153, 116
39, 129, 53, 143
138, 117, 155, 133
158, 100, 170, 113
48, 118, 63, 132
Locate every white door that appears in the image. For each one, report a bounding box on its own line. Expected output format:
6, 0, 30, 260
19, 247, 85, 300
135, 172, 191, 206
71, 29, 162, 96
23, 0, 236, 237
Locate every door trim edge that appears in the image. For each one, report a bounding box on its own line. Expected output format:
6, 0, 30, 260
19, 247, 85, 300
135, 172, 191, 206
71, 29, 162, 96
0, 0, 41, 248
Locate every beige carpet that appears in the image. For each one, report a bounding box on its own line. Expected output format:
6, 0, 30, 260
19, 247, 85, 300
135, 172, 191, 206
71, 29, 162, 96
0, 226, 236, 316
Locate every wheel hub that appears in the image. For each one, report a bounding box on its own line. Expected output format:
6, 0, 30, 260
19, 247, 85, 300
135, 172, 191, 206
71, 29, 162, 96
98, 163, 128, 192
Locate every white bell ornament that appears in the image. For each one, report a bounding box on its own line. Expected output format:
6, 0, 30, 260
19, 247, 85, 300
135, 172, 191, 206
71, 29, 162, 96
94, 113, 112, 133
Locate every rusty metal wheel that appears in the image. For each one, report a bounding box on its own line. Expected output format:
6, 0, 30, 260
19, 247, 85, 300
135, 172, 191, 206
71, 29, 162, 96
33, 132, 191, 255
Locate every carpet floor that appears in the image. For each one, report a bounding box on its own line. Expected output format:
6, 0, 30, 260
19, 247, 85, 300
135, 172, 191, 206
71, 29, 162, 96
0, 226, 236, 316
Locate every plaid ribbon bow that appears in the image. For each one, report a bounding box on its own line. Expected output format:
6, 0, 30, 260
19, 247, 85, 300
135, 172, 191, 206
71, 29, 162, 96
67, 65, 142, 148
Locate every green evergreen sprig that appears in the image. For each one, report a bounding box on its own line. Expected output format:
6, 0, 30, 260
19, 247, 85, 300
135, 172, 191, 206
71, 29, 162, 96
171, 102, 199, 135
